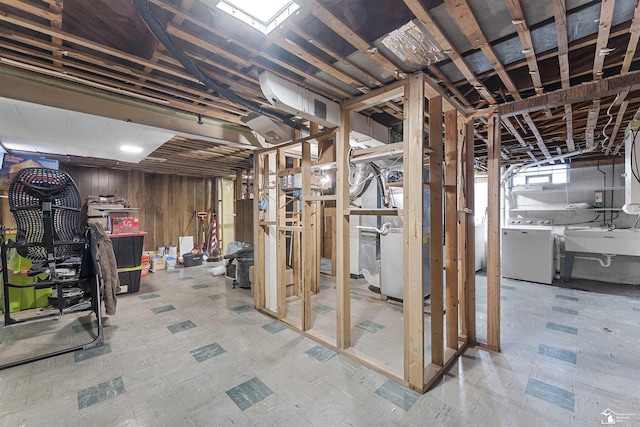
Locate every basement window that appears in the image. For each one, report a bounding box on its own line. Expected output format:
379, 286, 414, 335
216, 0, 299, 35
511, 164, 569, 187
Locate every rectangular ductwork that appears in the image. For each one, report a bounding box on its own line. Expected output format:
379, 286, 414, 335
259, 72, 389, 146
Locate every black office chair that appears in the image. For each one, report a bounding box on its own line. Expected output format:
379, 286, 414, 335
1, 167, 104, 369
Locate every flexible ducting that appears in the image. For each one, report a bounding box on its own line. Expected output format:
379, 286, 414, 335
133, 0, 307, 132
349, 163, 374, 200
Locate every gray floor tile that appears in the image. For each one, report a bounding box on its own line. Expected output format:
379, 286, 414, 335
525, 378, 574, 412
556, 295, 579, 302
191, 284, 210, 289
178, 276, 194, 281
225, 377, 273, 411
74, 343, 112, 363
151, 305, 175, 314
230, 305, 253, 314
77, 377, 125, 409
168, 320, 197, 334
305, 345, 338, 362
538, 344, 577, 364
190, 342, 226, 362
312, 304, 334, 314
374, 379, 420, 411
262, 322, 286, 334
501, 285, 516, 290
350, 293, 364, 300
72, 322, 97, 333
552, 306, 578, 315
209, 293, 228, 300
392, 306, 403, 313
632, 307, 640, 312
546, 322, 578, 335
356, 320, 385, 333
139, 292, 160, 300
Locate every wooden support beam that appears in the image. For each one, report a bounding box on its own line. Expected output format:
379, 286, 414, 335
254, 154, 266, 310
350, 142, 406, 158
553, 0, 576, 152
268, 32, 370, 92
486, 113, 501, 352
288, 22, 384, 88
505, 0, 542, 93
593, 0, 616, 80
403, 0, 493, 102
295, 0, 401, 78
429, 95, 444, 367
498, 70, 640, 116
462, 120, 476, 341
336, 109, 351, 349
605, 1, 640, 154
341, 80, 405, 112
523, 113, 553, 161
444, 109, 458, 350
302, 139, 312, 330
585, 100, 601, 149
403, 73, 425, 390
277, 150, 288, 319
444, 0, 551, 160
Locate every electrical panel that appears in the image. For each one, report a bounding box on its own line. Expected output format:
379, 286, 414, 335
280, 174, 302, 190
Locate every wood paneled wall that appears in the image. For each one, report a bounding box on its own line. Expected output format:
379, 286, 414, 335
61, 165, 216, 252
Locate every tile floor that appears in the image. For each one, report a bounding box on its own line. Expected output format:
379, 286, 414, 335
0, 264, 639, 426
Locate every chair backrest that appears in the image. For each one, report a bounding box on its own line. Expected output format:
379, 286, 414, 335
8, 167, 83, 261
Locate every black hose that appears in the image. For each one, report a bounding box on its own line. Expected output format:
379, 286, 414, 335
133, 0, 307, 132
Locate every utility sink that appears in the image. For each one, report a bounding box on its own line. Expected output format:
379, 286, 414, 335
564, 227, 640, 256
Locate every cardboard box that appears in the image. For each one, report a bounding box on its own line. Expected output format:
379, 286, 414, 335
111, 217, 140, 234
87, 217, 108, 229
249, 266, 295, 296
150, 256, 165, 271
0, 153, 59, 188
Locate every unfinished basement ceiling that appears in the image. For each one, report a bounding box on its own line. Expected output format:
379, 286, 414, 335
0, 0, 639, 175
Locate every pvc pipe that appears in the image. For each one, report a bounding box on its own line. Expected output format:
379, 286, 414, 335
356, 223, 390, 236
558, 253, 615, 268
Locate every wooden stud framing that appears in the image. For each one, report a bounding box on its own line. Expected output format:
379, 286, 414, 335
486, 113, 501, 352
277, 150, 288, 319
403, 73, 425, 390
254, 153, 266, 310
462, 120, 476, 342
302, 138, 313, 330
336, 108, 351, 349
428, 95, 444, 368
253, 72, 474, 394
444, 109, 459, 350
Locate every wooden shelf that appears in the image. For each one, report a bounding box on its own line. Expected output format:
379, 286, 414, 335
304, 195, 337, 201
511, 207, 623, 212
511, 186, 624, 194
346, 208, 402, 216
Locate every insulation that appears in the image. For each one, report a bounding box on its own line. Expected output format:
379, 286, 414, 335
380, 21, 446, 72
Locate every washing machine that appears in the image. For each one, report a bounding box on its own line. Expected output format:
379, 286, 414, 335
501, 218, 554, 285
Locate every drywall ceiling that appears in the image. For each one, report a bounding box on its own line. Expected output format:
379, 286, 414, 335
0, 97, 175, 163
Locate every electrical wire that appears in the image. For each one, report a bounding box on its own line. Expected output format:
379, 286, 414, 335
601, 93, 619, 151
552, 214, 601, 226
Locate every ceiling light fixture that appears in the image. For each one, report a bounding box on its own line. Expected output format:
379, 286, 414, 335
120, 145, 144, 153
599, 47, 615, 55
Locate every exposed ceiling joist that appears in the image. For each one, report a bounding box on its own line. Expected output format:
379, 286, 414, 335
593, 0, 615, 81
